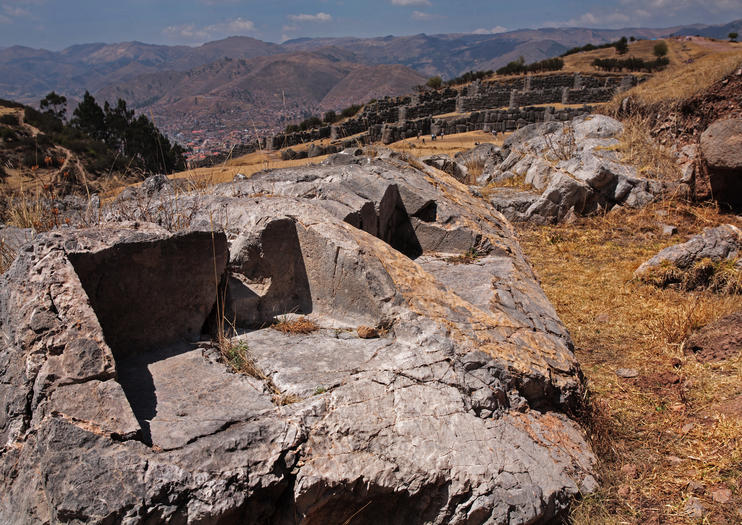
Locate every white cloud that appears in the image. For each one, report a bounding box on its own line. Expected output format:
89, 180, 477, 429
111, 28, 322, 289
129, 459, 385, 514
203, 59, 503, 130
287, 12, 332, 23
548, 0, 742, 28
411, 10, 444, 21
391, 0, 431, 5
2, 5, 30, 17
472, 26, 508, 34
163, 17, 256, 43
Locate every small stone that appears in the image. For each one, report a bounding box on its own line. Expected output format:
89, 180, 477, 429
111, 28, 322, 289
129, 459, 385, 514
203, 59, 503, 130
686, 480, 704, 494
667, 455, 683, 464
595, 312, 611, 323
580, 474, 599, 494
684, 497, 705, 519
234, 173, 248, 181
617, 485, 630, 497
681, 423, 695, 433
621, 463, 637, 479
660, 224, 678, 237
357, 326, 379, 339
616, 368, 639, 378
712, 488, 732, 504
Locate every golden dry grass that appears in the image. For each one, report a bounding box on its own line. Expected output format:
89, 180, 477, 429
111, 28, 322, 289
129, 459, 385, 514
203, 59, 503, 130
172, 148, 330, 187
604, 46, 742, 113
272, 316, 319, 335
516, 202, 742, 524
389, 130, 503, 158
612, 115, 681, 180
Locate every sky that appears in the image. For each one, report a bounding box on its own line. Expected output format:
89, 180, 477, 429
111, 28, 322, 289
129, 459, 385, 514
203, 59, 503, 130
1, 0, 741, 50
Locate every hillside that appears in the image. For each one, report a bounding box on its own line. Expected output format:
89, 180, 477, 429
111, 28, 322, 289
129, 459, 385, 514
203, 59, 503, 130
96, 51, 426, 145
1, 20, 739, 108
0, 37, 284, 105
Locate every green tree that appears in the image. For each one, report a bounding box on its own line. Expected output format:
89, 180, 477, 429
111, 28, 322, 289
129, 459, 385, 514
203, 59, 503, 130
40, 91, 68, 121
730, 32, 739, 42
426, 76, 443, 90
653, 41, 669, 57
614, 36, 629, 55
103, 98, 135, 150
323, 110, 337, 123
70, 91, 106, 141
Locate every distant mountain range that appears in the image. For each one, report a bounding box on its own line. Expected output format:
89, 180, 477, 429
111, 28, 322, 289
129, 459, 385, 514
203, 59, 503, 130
1, 19, 739, 143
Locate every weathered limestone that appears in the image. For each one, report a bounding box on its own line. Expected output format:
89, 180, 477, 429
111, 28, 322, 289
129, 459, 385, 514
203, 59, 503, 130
1, 153, 597, 524
635, 224, 742, 284
700, 118, 742, 209
485, 115, 673, 223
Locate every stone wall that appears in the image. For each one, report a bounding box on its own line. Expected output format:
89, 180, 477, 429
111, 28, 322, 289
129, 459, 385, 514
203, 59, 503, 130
194, 72, 642, 162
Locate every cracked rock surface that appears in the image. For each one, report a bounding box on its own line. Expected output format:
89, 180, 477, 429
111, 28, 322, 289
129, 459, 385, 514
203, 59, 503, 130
1, 153, 596, 524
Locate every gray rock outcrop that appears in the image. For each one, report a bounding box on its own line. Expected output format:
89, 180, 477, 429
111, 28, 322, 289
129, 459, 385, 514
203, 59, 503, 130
421, 154, 470, 183
1, 153, 597, 524
636, 224, 742, 273
485, 115, 672, 223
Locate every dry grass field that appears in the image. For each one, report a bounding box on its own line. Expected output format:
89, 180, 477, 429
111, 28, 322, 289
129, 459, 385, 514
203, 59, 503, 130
516, 203, 741, 524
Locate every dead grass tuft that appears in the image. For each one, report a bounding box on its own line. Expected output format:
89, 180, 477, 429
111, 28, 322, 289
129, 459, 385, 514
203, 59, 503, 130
614, 115, 680, 180
482, 173, 535, 194
639, 257, 742, 294
1, 186, 62, 231
463, 157, 486, 180
272, 316, 319, 335
446, 247, 484, 264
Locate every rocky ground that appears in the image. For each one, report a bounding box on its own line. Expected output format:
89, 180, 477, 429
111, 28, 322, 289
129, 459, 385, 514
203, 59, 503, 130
1, 57, 741, 524
0, 150, 599, 524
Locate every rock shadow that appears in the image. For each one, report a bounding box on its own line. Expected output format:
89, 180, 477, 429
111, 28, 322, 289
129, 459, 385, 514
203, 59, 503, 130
68, 231, 229, 444
344, 184, 423, 259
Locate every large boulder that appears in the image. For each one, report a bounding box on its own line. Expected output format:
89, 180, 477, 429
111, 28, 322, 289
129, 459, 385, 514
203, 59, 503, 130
485, 115, 672, 223
699, 118, 742, 209
1, 153, 597, 524
455, 143, 505, 185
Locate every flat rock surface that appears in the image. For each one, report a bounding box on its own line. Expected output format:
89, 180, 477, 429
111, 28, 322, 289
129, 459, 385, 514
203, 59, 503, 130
700, 118, 742, 171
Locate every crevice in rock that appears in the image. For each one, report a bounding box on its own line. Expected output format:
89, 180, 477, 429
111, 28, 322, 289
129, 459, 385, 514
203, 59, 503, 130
343, 183, 423, 259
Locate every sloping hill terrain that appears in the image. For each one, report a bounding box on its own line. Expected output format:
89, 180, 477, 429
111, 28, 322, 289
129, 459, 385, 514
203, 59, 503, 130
96, 51, 427, 138
1, 20, 739, 107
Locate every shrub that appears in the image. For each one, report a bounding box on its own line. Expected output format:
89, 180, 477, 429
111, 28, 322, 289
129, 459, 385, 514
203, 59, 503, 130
497, 57, 564, 76
340, 104, 362, 118
653, 41, 669, 58
426, 76, 443, 90
593, 56, 669, 72
446, 70, 493, 87
323, 110, 337, 123
615, 37, 629, 55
